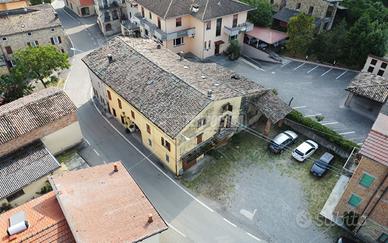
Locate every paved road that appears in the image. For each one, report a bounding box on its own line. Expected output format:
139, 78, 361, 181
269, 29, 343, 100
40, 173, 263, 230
53, 1, 264, 242
211, 56, 374, 145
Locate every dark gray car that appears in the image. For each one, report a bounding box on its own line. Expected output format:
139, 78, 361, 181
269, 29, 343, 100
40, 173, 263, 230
310, 152, 334, 177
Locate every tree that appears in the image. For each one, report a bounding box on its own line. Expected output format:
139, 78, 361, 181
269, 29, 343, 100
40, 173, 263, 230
286, 13, 315, 56
226, 40, 241, 60
13, 45, 69, 88
0, 71, 33, 103
241, 0, 273, 27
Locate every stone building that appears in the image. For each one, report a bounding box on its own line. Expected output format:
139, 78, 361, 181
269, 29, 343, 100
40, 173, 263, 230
95, 0, 127, 36
83, 37, 291, 176
0, 4, 70, 67
0, 88, 83, 207
64, 0, 95, 17
362, 55, 388, 79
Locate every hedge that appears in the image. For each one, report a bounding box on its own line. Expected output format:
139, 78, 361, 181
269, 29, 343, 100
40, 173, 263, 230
286, 110, 359, 152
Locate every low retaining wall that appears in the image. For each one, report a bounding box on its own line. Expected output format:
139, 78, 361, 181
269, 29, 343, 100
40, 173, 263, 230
284, 119, 351, 159
241, 44, 280, 63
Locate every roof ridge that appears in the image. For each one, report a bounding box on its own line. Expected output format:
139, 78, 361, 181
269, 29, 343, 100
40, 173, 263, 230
163, 0, 175, 19
201, 0, 209, 20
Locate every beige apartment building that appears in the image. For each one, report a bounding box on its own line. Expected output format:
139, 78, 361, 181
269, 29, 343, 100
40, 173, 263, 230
0, 4, 69, 67
122, 0, 254, 59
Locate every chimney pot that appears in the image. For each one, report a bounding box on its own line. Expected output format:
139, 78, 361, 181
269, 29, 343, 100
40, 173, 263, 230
148, 214, 153, 223
107, 54, 113, 63
207, 90, 213, 98
113, 163, 118, 172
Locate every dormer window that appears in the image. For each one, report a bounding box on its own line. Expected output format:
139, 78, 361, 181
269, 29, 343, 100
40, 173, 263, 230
222, 103, 233, 112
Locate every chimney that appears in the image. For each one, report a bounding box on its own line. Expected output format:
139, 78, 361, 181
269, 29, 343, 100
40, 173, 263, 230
156, 44, 161, 49
179, 51, 184, 61
148, 214, 153, 223
113, 163, 118, 172
54, 11, 58, 19
207, 90, 213, 98
107, 54, 113, 64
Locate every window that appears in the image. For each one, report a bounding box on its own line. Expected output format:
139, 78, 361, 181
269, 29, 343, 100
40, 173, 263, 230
296, 3, 301, 9
208, 40, 211, 49
196, 133, 203, 144
232, 14, 238, 28
161, 137, 171, 151
149, 11, 152, 19
204, 41, 207, 50
112, 108, 117, 117
5, 46, 12, 54
51, 28, 55, 32
107, 90, 112, 100
176, 17, 182, 27
27, 40, 39, 47
2, 37, 7, 41
120, 115, 125, 124
141, 7, 144, 17
50, 36, 62, 45
205, 21, 211, 30
173, 37, 184, 46
165, 154, 169, 162
381, 62, 387, 69
359, 173, 375, 188
308, 6, 314, 15
370, 59, 377, 65
368, 66, 374, 73
348, 194, 362, 207
216, 18, 222, 36
222, 103, 233, 112
117, 99, 122, 109
157, 17, 161, 29
6, 189, 25, 202
27, 32, 32, 36
197, 118, 206, 128
146, 124, 151, 134
144, 29, 149, 36
377, 70, 384, 76
148, 139, 152, 146
378, 233, 388, 243
230, 35, 238, 41
131, 110, 135, 119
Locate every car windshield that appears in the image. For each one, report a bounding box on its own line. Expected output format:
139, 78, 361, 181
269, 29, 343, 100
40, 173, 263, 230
295, 149, 304, 156
305, 141, 315, 148
315, 160, 328, 169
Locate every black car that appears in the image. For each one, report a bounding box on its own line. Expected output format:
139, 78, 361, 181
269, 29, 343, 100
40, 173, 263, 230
310, 152, 334, 177
268, 130, 298, 154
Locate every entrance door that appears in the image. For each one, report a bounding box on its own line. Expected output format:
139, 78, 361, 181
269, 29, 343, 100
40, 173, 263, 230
196, 133, 203, 144
215, 43, 220, 55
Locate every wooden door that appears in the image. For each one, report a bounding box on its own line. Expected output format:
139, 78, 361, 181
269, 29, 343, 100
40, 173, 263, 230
196, 133, 203, 144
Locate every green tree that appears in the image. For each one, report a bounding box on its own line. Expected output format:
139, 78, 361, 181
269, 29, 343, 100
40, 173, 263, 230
226, 39, 241, 60
286, 13, 315, 56
343, 0, 388, 25
13, 45, 69, 88
241, 0, 273, 27
0, 72, 33, 103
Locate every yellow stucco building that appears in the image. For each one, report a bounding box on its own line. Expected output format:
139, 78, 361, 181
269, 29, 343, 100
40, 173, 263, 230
84, 37, 291, 176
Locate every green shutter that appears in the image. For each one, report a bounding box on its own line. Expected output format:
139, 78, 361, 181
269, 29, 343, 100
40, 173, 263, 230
348, 194, 362, 207
359, 173, 375, 188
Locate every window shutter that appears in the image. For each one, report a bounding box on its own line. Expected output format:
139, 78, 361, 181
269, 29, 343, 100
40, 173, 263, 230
50, 37, 55, 45
58, 36, 62, 44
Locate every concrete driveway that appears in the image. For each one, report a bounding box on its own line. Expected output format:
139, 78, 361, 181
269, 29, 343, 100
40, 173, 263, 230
210, 56, 374, 145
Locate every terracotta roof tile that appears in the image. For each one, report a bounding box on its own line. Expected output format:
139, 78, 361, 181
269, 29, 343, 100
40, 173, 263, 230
346, 72, 388, 103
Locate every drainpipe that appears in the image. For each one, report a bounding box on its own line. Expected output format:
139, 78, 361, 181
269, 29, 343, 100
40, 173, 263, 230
202, 21, 206, 59
174, 137, 178, 176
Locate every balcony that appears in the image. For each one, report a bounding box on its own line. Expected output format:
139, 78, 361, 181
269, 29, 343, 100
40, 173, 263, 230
224, 22, 254, 36
131, 13, 195, 41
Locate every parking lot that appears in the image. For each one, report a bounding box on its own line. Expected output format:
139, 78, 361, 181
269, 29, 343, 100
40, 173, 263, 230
210, 56, 374, 145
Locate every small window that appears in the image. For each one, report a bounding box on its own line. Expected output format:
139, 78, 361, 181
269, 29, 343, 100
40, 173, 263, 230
205, 21, 211, 30
368, 66, 374, 73
296, 3, 301, 9
112, 108, 117, 117
131, 110, 135, 119
176, 17, 182, 27
6, 189, 25, 202
51, 28, 55, 31
149, 11, 152, 19
161, 137, 171, 151
165, 154, 169, 162
173, 37, 184, 46
370, 59, 377, 65
377, 70, 384, 76
148, 139, 152, 146
118, 99, 122, 109
146, 124, 151, 134
2, 37, 6, 41
208, 40, 211, 49
141, 7, 144, 17
348, 194, 362, 207
120, 115, 125, 124
381, 62, 387, 69
107, 90, 112, 100
378, 233, 388, 243
232, 14, 238, 28
359, 173, 375, 188
157, 17, 161, 29
222, 103, 233, 112
27, 32, 32, 36
197, 118, 206, 128
204, 41, 207, 50
308, 6, 314, 15
50, 36, 62, 45
5, 46, 12, 54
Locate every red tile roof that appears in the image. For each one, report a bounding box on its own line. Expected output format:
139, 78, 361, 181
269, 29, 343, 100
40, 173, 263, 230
0, 192, 75, 243
246, 27, 288, 45
50, 162, 168, 243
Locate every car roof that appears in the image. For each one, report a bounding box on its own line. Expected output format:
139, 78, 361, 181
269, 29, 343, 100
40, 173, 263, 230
283, 130, 298, 139
273, 132, 290, 144
297, 140, 317, 153
319, 152, 334, 163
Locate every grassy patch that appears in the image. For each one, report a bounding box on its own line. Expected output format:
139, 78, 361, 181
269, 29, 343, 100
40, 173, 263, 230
56, 148, 78, 164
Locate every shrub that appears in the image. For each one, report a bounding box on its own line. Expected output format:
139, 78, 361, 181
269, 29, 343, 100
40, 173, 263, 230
39, 181, 53, 195
0, 203, 12, 213
315, 115, 325, 122
287, 110, 358, 152
226, 40, 241, 60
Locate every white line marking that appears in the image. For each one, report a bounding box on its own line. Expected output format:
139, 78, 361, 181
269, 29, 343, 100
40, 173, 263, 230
246, 232, 262, 242
92, 97, 215, 213
320, 68, 332, 77
85, 139, 91, 146
305, 113, 322, 117
292, 106, 307, 109
281, 60, 291, 67
294, 63, 305, 70
93, 149, 100, 156
339, 131, 355, 135
336, 70, 347, 80
321, 121, 338, 125
223, 218, 237, 228
167, 223, 187, 238
357, 142, 363, 146
103, 160, 107, 164
240, 57, 265, 71
307, 65, 318, 73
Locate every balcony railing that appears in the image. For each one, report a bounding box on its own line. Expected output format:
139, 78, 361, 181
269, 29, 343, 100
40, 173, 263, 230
224, 22, 254, 36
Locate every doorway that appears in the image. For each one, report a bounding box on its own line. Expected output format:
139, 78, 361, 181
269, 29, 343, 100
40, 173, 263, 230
215, 43, 220, 55
196, 133, 203, 144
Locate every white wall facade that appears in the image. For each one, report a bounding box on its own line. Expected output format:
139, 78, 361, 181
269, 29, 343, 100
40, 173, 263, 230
41, 122, 83, 155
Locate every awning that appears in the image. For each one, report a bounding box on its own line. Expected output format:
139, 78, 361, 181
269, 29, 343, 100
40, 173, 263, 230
214, 40, 225, 45
246, 27, 288, 45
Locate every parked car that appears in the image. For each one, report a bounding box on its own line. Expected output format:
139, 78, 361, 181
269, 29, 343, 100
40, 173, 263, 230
268, 130, 298, 154
336, 236, 358, 243
292, 140, 319, 162
310, 152, 334, 177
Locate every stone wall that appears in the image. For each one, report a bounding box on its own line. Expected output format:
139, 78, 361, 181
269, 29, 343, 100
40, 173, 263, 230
286, 0, 329, 18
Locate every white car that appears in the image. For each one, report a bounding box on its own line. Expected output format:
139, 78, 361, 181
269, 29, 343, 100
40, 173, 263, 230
292, 140, 319, 162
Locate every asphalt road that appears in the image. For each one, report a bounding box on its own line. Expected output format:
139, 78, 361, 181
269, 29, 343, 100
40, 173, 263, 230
52, 1, 264, 242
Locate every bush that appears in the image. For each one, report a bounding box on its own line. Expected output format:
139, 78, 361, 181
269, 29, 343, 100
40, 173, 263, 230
39, 181, 53, 195
315, 115, 325, 122
0, 203, 12, 213
287, 110, 358, 152
226, 40, 241, 60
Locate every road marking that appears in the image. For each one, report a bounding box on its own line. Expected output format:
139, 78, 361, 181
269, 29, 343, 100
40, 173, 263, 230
320, 68, 332, 77
281, 60, 291, 67
85, 139, 91, 146
223, 218, 237, 228
246, 232, 262, 242
240, 57, 265, 71
339, 131, 355, 135
306, 65, 318, 73
305, 113, 322, 117
336, 70, 348, 80
294, 63, 305, 70
292, 106, 307, 109
92, 98, 215, 213
320, 121, 338, 125
357, 142, 363, 146
167, 223, 187, 238
93, 148, 100, 156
